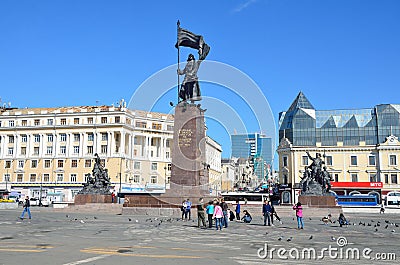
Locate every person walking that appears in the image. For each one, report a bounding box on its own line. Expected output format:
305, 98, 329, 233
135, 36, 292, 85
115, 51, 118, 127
213, 201, 224, 230
270, 201, 282, 225
235, 200, 241, 221
20, 196, 31, 220
205, 201, 215, 228
185, 198, 192, 220
197, 198, 207, 228
293, 202, 304, 229
262, 200, 272, 226
220, 198, 229, 228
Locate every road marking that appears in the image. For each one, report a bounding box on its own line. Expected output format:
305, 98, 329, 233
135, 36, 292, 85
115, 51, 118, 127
81, 248, 202, 259
62, 254, 110, 265
0, 248, 45, 253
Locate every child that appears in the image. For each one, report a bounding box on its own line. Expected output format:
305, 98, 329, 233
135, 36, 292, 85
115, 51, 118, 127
241, 210, 252, 223
293, 202, 303, 229
229, 209, 235, 221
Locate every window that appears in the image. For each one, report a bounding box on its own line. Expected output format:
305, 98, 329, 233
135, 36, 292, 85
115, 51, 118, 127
8, 135, 14, 143
115, 116, 120, 123
167, 163, 172, 171
391, 174, 398, 184
44, 160, 51, 168
134, 161, 140, 170
87, 146, 93, 154
31, 160, 38, 168
167, 125, 174, 131
33, 147, 39, 155
60, 118, 66, 125
101, 117, 107, 123
3, 173, 10, 182
30, 174, 36, 182
43, 174, 50, 182
71, 160, 78, 168
88, 117, 93, 124
60, 146, 66, 154
34, 134, 40, 142
350, 156, 357, 166
302, 156, 308, 166
101, 145, 107, 154
88, 133, 94, 141
85, 160, 92, 168
152, 123, 161, 130
166, 151, 170, 158
74, 118, 79, 124
18, 160, 24, 168
34, 119, 40, 126
74, 134, 80, 142
325, 156, 333, 166
47, 119, 53, 125
135, 121, 147, 128
283, 156, 288, 167
351, 174, 358, 182
166, 139, 170, 148
8, 147, 14, 155
60, 133, 67, 142
5, 161, 11, 168
369, 173, 377, 182
334, 174, 339, 182
101, 133, 108, 141
150, 175, 157, 184
385, 174, 389, 184
9, 120, 15, 127
369, 155, 376, 166
389, 155, 397, 166
70, 174, 77, 182
22, 120, 27, 126
57, 160, 64, 168
73, 146, 79, 154
133, 175, 140, 183
17, 174, 23, 182
21, 135, 27, 142
47, 134, 53, 142
57, 174, 64, 182
21, 147, 26, 155
46, 146, 53, 154
151, 162, 157, 171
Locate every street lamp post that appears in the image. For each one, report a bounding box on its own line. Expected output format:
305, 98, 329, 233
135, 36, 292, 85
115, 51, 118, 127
164, 166, 167, 191
118, 173, 122, 204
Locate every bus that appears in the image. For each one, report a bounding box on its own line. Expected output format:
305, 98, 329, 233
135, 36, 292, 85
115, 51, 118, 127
386, 191, 400, 206
336, 195, 378, 206
221, 192, 279, 205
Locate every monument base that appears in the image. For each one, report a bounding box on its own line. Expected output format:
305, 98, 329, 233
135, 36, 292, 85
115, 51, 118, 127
74, 194, 112, 205
298, 195, 337, 207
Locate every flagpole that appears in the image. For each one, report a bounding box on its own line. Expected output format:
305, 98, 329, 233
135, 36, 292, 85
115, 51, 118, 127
177, 20, 180, 104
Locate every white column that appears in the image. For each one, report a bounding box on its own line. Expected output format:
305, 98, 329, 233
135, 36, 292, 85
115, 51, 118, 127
121, 131, 126, 156
80, 132, 85, 157
108, 132, 113, 157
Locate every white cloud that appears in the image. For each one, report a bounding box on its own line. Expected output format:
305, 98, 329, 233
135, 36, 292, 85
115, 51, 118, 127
233, 0, 258, 13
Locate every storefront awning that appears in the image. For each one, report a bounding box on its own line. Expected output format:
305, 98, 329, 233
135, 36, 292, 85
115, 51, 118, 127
331, 182, 382, 189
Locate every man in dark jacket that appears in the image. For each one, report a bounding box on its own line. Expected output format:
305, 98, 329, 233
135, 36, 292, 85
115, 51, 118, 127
262, 200, 272, 226
20, 196, 32, 220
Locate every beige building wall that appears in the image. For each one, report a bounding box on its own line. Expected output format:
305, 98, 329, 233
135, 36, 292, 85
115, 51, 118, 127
278, 135, 400, 203
0, 105, 173, 201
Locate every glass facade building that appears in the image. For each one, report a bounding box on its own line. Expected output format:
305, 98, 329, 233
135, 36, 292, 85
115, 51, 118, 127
279, 92, 400, 146
231, 133, 273, 180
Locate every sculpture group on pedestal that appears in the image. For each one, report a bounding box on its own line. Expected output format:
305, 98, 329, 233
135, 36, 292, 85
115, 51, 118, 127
300, 151, 333, 196
78, 153, 111, 195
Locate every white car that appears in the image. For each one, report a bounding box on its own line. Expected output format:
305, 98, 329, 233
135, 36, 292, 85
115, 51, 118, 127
29, 198, 50, 207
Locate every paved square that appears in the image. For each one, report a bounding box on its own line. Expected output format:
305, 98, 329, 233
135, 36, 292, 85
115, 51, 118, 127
0, 207, 399, 265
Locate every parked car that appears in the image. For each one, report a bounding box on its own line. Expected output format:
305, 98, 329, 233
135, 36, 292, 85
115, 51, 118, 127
29, 197, 50, 207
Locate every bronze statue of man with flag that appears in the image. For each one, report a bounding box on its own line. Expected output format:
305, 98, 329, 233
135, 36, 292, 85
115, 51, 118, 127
175, 21, 210, 103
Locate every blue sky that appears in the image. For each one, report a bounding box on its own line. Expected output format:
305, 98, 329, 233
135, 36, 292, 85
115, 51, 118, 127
1, 0, 400, 162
